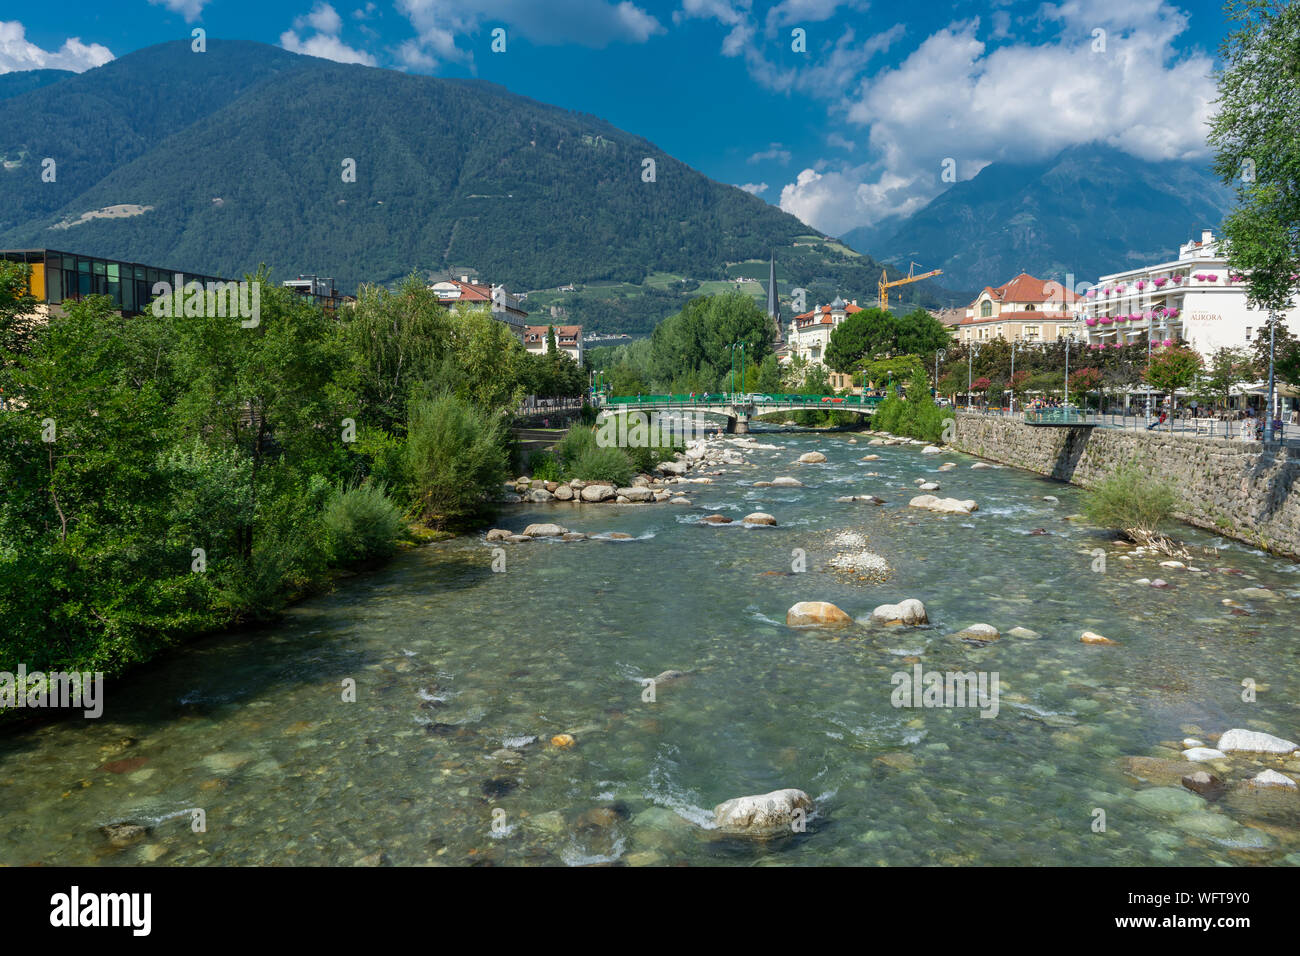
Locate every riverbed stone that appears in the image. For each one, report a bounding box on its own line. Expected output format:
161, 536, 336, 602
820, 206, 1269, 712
954, 623, 999, 643
1247, 770, 1297, 789
524, 489, 554, 502
1080, 630, 1116, 645
553, 484, 575, 500
700, 514, 732, 524
522, 523, 568, 537
870, 599, 928, 626
798, 451, 827, 464
100, 822, 149, 847
713, 788, 812, 835
1182, 747, 1228, 762
1216, 728, 1298, 754
1134, 786, 1204, 815
786, 601, 853, 627
772, 477, 803, 487
485, 529, 512, 541
1006, 626, 1041, 640
615, 487, 654, 502
1181, 771, 1222, 795
580, 484, 616, 502
657, 461, 688, 475
921, 445, 942, 454
743, 512, 777, 525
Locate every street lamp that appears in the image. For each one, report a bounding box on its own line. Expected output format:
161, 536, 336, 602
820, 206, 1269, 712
967, 342, 980, 410
1064, 334, 1074, 407
1265, 311, 1277, 444
934, 348, 947, 400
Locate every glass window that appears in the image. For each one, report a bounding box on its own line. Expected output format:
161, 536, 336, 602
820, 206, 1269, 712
93, 260, 106, 276
79, 259, 90, 274
78, 272, 91, 297
122, 279, 135, 313
135, 266, 146, 280
980, 300, 992, 317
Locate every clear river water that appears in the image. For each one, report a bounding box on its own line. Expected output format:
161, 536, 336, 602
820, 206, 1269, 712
4, 427, 1300, 866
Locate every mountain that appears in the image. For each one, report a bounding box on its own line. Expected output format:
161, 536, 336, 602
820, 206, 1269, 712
0, 69, 75, 100
0, 40, 948, 334
842, 144, 1236, 301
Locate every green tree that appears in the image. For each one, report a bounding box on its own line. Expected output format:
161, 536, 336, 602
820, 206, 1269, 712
824, 307, 896, 372
404, 392, 509, 530
1068, 367, 1102, 406
1201, 346, 1254, 408
1145, 347, 1203, 430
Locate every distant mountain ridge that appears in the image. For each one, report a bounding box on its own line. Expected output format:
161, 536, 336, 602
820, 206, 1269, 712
841, 144, 1235, 301
0, 40, 950, 334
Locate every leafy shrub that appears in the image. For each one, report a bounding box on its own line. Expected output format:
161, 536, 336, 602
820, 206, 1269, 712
554, 424, 598, 472
1084, 461, 1180, 539
571, 445, 635, 487
624, 441, 683, 474
527, 450, 563, 482
322, 483, 406, 567
405, 392, 509, 529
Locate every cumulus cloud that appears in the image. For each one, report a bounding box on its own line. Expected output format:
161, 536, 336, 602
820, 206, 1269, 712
0, 21, 113, 73
280, 3, 377, 65
738, 182, 769, 194
397, 0, 663, 70
777, 3, 1217, 234
146, 0, 210, 22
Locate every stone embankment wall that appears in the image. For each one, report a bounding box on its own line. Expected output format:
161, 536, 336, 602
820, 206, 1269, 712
949, 414, 1300, 558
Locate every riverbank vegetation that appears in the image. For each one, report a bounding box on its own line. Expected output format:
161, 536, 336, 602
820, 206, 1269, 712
0, 269, 581, 680
1083, 461, 1186, 555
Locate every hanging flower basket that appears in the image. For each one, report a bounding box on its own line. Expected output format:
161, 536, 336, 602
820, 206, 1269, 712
1167, 307, 1180, 319
1206, 274, 1218, 282
1154, 277, 1168, 288
1114, 315, 1127, 323
1172, 275, 1183, 284
1085, 317, 1099, 326
1086, 289, 1096, 298
1136, 280, 1146, 290
1115, 284, 1127, 293
1229, 273, 1245, 282
1099, 316, 1114, 325
1162, 339, 1174, 346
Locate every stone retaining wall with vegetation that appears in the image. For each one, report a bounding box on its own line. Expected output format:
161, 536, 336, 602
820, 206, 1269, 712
949, 413, 1300, 558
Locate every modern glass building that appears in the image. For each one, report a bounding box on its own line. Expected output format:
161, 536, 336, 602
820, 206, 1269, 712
0, 248, 229, 315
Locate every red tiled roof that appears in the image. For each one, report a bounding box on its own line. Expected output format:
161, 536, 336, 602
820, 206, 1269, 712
793, 302, 863, 327
970, 273, 1079, 308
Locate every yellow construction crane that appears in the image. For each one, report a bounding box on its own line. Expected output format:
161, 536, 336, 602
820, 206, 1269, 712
879, 262, 942, 310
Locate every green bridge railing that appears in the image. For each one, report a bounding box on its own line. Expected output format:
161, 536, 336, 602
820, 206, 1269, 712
1023, 407, 1096, 426
605, 393, 883, 407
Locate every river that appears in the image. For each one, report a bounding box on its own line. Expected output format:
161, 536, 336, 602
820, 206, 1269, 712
3, 428, 1299, 865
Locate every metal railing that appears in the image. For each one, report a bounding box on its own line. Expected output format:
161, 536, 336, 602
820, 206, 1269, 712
604, 393, 883, 407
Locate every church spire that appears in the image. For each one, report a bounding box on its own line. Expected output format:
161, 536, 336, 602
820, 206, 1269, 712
766, 252, 782, 343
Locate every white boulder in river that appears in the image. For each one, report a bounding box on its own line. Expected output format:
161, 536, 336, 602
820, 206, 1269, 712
1216, 729, 1299, 753
870, 599, 928, 626
713, 788, 813, 835
797, 451, 827, 464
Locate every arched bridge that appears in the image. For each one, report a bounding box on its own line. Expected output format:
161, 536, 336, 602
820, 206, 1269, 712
598, 393, 882, 433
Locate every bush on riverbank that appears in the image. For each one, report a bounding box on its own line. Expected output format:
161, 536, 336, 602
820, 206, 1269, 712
406, 393, 509, 530
871, 373, 947, 441
1084, 461, 1183, 550
321, 483, 406, 568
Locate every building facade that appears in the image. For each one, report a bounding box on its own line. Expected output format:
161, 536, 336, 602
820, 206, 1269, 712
956, 273, 1082, 344
1078, 230, 1300, 357
523, 324, 583, 363
784, 296, 863, 390
1, 248, 228, 319
430, 274, 528, 338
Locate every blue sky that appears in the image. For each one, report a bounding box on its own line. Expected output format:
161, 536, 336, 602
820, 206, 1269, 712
2, 0, 1229, 235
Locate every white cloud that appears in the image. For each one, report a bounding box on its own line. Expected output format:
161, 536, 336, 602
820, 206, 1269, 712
146, 0, 210, 22
353, 2, 378, 19
738, 182, 769, 194
748, 142, 791, 164
777, 4, 1216, 234
0, 21, 114, 73
298, 2, 344, 35
397, 0, 663, 70
826, 132, 855, 151
280, 3, 377, 65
